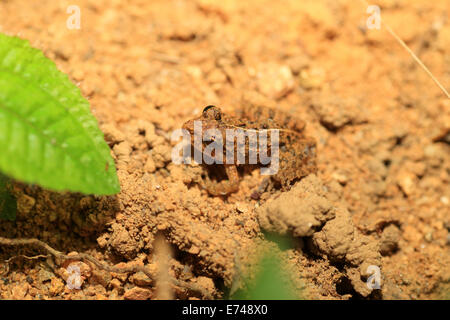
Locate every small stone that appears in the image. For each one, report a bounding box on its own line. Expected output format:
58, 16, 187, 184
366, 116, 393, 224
431, 123, 450, 144
49, 278, 65, 296
424, 145, 437, 157
11, 283, 29, 299
185, 65, 203, 79
396, 171, 417, 196
379, 224, 400, 256
109, 278, 122, 291
145, 157, 156, 173
195, 276, 215, 293
331, 171, 348, 185
28, 287, 39, 298
123, 287, 152, 300
111, 262, 130, 282
109, 289, 120, 300
254, 63, 295, 100
235, 202, 248, 214
131, 271, 153, 287
96, 234, 109, 248
424, 232, 433, 243
83, 285, 99, 296
90, 269, 112, 287
37, 268, 54, 283
188, 246, 200, 255
423, 144, 445, 167
299, 67, 325, 89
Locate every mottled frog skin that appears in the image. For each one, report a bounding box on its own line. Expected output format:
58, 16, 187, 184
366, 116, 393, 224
182, 105, 317, 196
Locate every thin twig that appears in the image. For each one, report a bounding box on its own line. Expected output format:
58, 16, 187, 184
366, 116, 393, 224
1, 254, 50, 275
383, 23, 450, 99
359, 0, 450, 98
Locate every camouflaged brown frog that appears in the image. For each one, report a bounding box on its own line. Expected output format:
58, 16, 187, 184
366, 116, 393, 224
182, 105, 317, 196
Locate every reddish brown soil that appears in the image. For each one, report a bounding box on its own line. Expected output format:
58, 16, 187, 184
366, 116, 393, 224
0, 0, 449, 300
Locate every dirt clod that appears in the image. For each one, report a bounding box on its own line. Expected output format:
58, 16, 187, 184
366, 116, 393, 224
257, 175, 335, 237
379, 225, 401, 256
123, 287, 152, 300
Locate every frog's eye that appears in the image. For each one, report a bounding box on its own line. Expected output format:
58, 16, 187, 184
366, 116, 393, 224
203, 105, 215, 113
203, 105, 222, 120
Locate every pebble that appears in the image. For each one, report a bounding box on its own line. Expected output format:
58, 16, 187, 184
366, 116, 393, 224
331, 171, 348, 185
11, 283, 29, 299
37, 268, 54, 283
254, 63, 295, 100
49, 278, 65, 296
109, 278, 122, 292
195, 276, 215, 293
299, 67, 325, 89
424, 144, 444, 167
90, 269, 112, 287
131, 271, 153, 286
396, 171, 417, 196
424, 232, 433, 242
235, 202, 248, 214
123, 287, 152, 300
144, 157, 156, 173
379, 224, 400, 256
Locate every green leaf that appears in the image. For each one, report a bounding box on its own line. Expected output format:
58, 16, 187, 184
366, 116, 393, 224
232, 250, 299, 300
0, 34, 120, 195
0, 174, 17, 221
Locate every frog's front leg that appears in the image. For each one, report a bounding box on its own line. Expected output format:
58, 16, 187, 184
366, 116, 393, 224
205, 164, 239, 196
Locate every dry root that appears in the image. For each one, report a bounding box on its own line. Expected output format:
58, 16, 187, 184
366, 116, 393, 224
0, 236, 213, 299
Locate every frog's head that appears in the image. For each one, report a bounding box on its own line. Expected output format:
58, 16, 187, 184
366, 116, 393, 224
201, 105, 222, 121
181, 106, 224, 156
182, 105, 223, 137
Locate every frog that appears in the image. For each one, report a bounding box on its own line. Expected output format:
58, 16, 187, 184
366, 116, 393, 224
182, 105, 317, 196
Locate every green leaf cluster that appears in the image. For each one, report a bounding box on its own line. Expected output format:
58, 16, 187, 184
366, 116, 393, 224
0, 34, 119, 195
